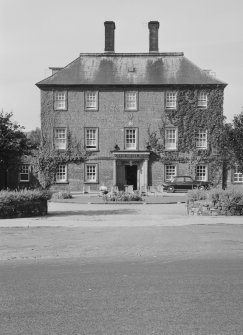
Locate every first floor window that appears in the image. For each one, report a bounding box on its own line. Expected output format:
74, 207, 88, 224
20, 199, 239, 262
85, 128, 98, 150
196, 165, 208, 181
165, 128, 177, 150
54, 91, 67, 110
165, 91, 177, 109
85, 164, 98, 183
125, 91, 138, 111
233, 166, 243, 183
54, 128, 67, 150
56, 165, 67, 183
196, 130, 207, 149
19, 164, 30, 182
85, 91, 98, 110
125, 128, 138, 150
165, 164, 177, 181
198, 91, 207, 108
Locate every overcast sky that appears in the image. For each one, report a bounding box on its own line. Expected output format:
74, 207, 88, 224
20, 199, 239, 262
1, 0, 243, 131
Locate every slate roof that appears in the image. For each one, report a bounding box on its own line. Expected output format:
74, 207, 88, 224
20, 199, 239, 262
36, 53, 226, 87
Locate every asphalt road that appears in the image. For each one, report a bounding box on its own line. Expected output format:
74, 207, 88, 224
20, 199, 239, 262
0, 222, 243, 335
0, 257, 243, 335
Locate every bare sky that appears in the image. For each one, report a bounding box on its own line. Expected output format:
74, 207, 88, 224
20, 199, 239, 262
1, 0, 243, 130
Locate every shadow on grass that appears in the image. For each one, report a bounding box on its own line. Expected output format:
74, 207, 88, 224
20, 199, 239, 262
47, 209, 138, 217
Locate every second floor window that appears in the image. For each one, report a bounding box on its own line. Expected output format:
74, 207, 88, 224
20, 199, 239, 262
54, 91, 67, 110
85, 128, 98, 150
165, 91, 177, 109
19, 164, 30, 182
196, 130, 207, 149
54, 128, 67, 150
165, 128, 177, 150
125, 91, 138, 111
198, 92, 207, 108
85, 91, 98, 110
125, 128, 138, 150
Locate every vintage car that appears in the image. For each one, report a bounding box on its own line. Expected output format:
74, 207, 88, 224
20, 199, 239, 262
162, 176, 212, 193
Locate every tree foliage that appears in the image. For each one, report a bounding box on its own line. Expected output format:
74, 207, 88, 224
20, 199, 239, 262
0, 111, 31, 170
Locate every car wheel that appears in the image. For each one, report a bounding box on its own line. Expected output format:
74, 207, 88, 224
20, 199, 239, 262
167, 186, 175, 193
198, 185, 205, 191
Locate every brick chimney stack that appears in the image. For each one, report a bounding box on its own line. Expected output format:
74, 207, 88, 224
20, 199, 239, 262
104, 21, 116, 53
148, 21, 160, 52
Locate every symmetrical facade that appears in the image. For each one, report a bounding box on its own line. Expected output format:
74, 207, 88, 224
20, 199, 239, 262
35, 21, 237, 192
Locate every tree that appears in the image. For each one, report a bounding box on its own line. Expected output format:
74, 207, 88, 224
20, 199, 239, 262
0, 111, 31, 188
229, 111, 243, 172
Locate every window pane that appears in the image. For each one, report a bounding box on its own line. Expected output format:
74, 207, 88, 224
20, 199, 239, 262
196, 165, 207, 181
165, 129, 177, 150
165, 165, 176, 180
125, 92, 137, 110
56, 165, 67, 182
85, 128, 97, 149
198, 92, 207, 107
196, 130, 207, 148
125, 129, 136, 149
54, 128, 66, 149
54, 91, 66, 110
86, 92, 98, 109
166, 92, 177, 109
86, 165, 97, 182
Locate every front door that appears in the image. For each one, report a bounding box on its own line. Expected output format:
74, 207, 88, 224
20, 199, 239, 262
125, 165, 137, 190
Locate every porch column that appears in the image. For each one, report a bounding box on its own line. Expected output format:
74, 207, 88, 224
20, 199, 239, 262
113, 159, 117, 185
144, 159, 148, 189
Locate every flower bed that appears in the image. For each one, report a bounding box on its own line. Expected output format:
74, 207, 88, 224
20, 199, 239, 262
187, 187, 243, 216
103, 191, 143, 202
0, 189, 50, 219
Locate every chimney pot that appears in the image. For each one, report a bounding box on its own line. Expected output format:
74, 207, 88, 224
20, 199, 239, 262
104, 21, 116, 53
148, 21, 160, 52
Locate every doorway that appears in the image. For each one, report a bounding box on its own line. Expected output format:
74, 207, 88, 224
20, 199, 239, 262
125, 165, 137, 190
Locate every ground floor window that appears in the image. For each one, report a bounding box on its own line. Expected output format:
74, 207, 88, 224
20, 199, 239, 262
195, 165, 208, 181
56, 164, 67, 183
19, 164, 30, 182
233, 166, 243, 183
165, 164, 177, 181
85, 164, 98, 183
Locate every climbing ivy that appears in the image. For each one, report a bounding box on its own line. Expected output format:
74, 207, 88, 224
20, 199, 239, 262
146, 87, 226, 185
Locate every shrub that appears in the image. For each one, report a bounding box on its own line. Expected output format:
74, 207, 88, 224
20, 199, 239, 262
187, 188, 208, 202
103, 191, 143, 202
51, 190, 73, 199
0, 189, 51, 208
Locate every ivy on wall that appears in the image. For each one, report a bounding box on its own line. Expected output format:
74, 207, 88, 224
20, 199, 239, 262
147, 87, 225, 185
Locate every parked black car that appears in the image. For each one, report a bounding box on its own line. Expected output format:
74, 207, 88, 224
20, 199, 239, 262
162, 176, 212, 193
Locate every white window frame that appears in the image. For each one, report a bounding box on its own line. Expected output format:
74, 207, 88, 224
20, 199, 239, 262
195, 165, 208, 181
164, 164, 177, 181
56, 164, 67, 183
233, 166, 243, 183
196, 130, 207, 149
165, 128, 178, 151
85, 128, 98, 151
165, 91, 177, 109
125, 91, 138, 111
85, 164, 98, 183
198, 91, 208, 108
85, 91, 98, 111
125, 128, 138, 150
54, 128, 67, 150
19, 164, 30, 182
54, 91, 67, 110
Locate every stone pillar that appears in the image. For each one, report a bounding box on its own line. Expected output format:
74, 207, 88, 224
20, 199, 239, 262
144, 159, 148, 188
113, 159, 117, 185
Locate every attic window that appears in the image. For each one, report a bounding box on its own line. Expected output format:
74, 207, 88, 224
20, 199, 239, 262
128, 67, 136, 73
